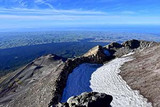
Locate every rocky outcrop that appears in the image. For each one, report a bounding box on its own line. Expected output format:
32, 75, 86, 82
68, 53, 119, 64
105, 42, 122, 49
104, 39, 158, 57
83, 45, 111, 63
122, 39, 141, 49
56, 92, 112, 107
122, 39, 157, 49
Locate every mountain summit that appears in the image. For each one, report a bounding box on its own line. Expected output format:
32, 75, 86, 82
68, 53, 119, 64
0, 39, 159, 107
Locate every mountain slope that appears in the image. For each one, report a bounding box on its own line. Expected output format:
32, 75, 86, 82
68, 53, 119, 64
0, 54, 66, 107
120, 44, 160, 107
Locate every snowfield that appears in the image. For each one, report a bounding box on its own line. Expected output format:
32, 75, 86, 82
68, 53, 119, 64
61, 64, 101, 102
61, 54, 152, 107
90, 55, 152, 107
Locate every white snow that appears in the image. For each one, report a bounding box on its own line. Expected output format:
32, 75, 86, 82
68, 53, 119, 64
61, 63, 101, 102
90, 55, 152, 107
123, 52, 135, 57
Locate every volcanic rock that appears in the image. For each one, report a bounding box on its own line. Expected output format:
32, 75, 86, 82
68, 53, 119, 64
56, 92, 112, 107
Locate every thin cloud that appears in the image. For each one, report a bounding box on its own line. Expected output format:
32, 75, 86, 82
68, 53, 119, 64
0, 8, 106, 15
35, 0, 54, 9
0, 8, 160, 30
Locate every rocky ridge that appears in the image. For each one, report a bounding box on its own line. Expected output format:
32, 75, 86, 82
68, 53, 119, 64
0, 54, 67, 107
0, 39, 157, 107
104, 39, 157, 57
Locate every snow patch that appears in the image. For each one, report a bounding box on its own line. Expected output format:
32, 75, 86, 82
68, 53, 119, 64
90, 56, 152, 107
123, 52, 135, 57
61, 63, 101, 102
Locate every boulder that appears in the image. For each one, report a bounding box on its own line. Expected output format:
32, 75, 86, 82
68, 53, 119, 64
56, 92, 112, 107
122, 39, 141, 49
105, 42, 122, 49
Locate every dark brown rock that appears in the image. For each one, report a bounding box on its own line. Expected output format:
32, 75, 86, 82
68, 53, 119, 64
56, 92, 112, 107
105, 42, 122, 49
104, 39, 158, 57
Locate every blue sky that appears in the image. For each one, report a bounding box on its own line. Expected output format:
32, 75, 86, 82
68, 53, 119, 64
0, 0, 160, 31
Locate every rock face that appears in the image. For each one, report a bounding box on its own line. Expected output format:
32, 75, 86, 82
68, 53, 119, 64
122, 39, 156, 49
105, 42, 122, 49
122, 39, 141, 49
83, 45, 112, 63
56, 92, 112, 107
